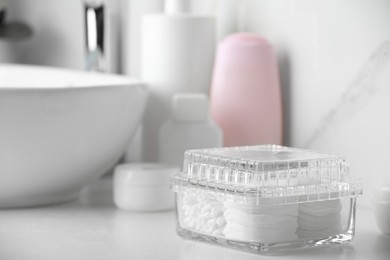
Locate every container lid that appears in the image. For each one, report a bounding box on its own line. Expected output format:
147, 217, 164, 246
172, 93, 209, 122
165, 0, 192, 15
171, 145, 363, 205
374, 183, 390, 202
115, 163, 179, 187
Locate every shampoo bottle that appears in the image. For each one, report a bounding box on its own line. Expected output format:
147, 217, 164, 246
141, 0, 216, 162
159, 93, 222, 169
210, 33, 283, 146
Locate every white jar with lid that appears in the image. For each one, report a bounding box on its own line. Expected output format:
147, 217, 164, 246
373, 183, 390, 234
113, 163, 179, 212
158, 93, 223, 169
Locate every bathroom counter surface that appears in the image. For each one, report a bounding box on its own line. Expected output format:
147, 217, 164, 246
0, 178, 388, 260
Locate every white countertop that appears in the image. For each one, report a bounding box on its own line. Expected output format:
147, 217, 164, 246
0, 178, 388, 260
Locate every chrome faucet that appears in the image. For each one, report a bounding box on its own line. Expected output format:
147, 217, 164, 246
0, 6, 32, 39
83, 0, 106, 72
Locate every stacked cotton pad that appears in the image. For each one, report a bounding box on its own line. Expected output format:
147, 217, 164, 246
297, 199, 342, 239
223, 203, 298, 242
181, 191, 226, 236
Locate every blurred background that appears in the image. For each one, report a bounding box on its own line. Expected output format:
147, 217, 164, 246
2, 0, 390, 207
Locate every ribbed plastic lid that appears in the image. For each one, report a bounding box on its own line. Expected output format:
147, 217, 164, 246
171, 145, 363, 205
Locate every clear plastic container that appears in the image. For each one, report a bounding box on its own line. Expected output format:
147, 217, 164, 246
171, 145, 363, 254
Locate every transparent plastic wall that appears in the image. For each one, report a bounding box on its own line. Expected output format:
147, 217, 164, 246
175, 188, 356, 253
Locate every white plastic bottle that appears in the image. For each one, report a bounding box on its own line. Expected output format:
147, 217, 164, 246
159, 94, 222, 169
141, 0, 216, 162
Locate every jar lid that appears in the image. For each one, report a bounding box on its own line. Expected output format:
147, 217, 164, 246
172, 93, 209, 122
171, 145, 363, 205
374, 183, 390, 202
114, 163, 179, 187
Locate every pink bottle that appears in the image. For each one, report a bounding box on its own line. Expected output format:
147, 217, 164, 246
210, 33, 283, 146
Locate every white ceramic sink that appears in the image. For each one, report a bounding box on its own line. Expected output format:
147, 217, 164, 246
0, 64, 148, 208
